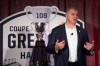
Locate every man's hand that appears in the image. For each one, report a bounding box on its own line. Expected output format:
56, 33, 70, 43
55, 40, 65, 51
84, 41, 94, 51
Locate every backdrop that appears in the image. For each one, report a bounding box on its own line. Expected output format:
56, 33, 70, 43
0, 0, 100, 66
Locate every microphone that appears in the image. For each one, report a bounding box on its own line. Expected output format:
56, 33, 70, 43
70, 33, 73, 35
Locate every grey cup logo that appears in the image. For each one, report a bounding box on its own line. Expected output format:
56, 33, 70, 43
24, 6, 59, 66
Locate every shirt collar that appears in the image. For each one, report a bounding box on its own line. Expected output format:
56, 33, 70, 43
65, 23, 76, 29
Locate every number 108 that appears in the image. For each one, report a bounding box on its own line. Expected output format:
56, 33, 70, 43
36, 13, 47, 18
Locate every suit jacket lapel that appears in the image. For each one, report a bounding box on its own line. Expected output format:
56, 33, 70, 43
76, 26, 81, 48
61, 23, 68, 46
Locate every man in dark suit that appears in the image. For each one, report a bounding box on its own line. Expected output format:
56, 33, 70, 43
47, 7, 94, 66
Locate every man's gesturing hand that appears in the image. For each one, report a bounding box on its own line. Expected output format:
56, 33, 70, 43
55, 40, 65, 51
84, 41, 94, 51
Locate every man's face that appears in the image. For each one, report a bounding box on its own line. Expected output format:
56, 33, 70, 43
66, 9, 78, 25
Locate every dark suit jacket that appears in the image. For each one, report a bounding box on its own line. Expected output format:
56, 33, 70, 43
47, 23, 92, 66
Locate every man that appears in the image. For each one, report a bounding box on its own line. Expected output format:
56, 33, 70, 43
47, 7, 94, 66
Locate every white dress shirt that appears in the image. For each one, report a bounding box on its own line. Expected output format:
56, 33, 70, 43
65, 24, 78, 62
